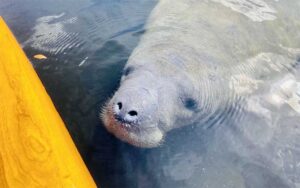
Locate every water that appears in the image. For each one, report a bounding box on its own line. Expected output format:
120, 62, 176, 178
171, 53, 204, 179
1, 0, 300, 187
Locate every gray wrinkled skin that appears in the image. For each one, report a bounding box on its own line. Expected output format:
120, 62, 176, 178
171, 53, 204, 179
102, 1, 300, 186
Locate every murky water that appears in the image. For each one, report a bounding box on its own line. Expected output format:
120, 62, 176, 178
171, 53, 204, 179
1, 0, 300, 188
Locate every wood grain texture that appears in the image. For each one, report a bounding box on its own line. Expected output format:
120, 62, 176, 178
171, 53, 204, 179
0, 17, 96, 188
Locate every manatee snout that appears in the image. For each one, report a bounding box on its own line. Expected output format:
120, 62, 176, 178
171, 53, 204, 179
111, 87, 157, 126
101, 82, 166, 148
113, 100, 138, 126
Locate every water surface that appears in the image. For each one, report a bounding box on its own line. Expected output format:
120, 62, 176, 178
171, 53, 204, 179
1, 1, 300, 188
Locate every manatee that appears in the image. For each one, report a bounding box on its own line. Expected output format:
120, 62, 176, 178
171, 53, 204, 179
101, 0, 300, 148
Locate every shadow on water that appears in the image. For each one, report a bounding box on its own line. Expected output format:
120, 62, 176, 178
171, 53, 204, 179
24, 39, 129, 159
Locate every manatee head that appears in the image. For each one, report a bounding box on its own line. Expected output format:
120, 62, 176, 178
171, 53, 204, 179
101, 51, 200, 148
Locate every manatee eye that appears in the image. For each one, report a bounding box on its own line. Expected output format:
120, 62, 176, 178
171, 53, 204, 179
123, 66, 134, 76
183, 98, 198, 111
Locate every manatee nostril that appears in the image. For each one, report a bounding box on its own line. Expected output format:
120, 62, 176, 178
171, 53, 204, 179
117, 102, 122, 110
128, 110, 138, 116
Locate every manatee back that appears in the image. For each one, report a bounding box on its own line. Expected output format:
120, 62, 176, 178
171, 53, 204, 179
130, 0, 300, 111
139, 0, 300, 70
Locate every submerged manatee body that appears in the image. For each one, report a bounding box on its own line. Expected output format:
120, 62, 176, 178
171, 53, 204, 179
102, 0, 300, 148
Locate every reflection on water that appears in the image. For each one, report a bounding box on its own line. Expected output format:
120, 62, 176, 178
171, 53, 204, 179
1, 0, 300, 187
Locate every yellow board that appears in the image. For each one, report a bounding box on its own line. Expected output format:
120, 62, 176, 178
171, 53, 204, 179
0, 17, 96, 188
